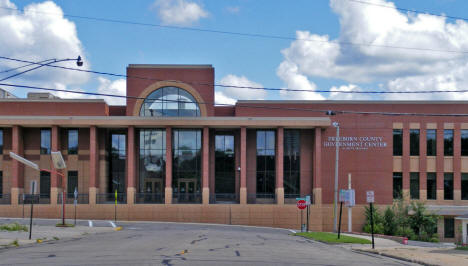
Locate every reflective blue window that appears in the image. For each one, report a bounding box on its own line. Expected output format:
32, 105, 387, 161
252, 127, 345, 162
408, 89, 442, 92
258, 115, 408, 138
140, 87, 200, 117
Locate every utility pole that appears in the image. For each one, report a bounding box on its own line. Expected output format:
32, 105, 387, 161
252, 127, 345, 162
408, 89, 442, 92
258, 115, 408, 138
333, 122, 340, 232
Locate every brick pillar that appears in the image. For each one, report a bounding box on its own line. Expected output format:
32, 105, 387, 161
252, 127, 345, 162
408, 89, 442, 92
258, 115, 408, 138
436, 124, 444, 201
454, 124, 461, 202
50, 125, 61, 205
127, 126, 136, 204
11, 125, 24, 205
202, 127, 210, 205
276, 127, 284, 205
89, 126, 99, 204
420, 128, 427, 201
402, 124, 410, 201
240, 127, 247, 204
165, 127, 173, 204
313, 128, 322, 205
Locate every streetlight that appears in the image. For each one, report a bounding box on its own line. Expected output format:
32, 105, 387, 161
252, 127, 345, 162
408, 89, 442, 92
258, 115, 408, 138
332, 121, 340, 233
0, 56, 83, 82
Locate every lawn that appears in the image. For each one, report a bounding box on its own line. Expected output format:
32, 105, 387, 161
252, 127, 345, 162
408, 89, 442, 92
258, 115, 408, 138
455, 246, 468, 251
295, 232, 372, 244
0, 223, 28, 232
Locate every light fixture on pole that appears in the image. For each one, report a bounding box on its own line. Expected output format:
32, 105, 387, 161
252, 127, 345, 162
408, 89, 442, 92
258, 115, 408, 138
332, 121, 340, 233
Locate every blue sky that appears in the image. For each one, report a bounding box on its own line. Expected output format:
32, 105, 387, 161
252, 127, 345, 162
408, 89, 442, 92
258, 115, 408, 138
2, 0, 468, 104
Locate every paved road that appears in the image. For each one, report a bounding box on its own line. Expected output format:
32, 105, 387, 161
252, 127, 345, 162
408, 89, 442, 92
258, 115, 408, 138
0, 221, 417, 266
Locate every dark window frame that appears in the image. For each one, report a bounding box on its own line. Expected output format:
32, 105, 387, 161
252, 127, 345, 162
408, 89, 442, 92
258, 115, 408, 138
462, 130, 468, 156
109, 133, 126, 194
215, 133, 235, 194
410, 129, 420, 156
426, 129, 436, 156
139, 86, 201, 117
0, 129, 3, 155
444, 218, 455, 238
256, 130, 276, 194
40, 129, 51, 155
67, 171, 78, 197
444, 173, 454, 200
427, 172, 437, 200
444, 129, 454, 156
462, 173, 468, 200
393, 129, 403, 156
0, 171, 3, 198
67, 129, 79, 155
139, 129, 166, 194
284, 130, 300, 196
410, 172, 420, 199
393, 172, 403, 199
40, 171, 51, 198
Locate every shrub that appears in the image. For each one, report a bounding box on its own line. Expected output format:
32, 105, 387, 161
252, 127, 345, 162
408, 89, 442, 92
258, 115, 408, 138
383, 207, 397, 235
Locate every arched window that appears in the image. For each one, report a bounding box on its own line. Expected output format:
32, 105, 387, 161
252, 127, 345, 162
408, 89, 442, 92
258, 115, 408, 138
140, 86, 200, 117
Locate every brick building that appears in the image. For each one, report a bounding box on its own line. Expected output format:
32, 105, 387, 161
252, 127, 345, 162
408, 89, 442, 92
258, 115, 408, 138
0, 64, 467, 243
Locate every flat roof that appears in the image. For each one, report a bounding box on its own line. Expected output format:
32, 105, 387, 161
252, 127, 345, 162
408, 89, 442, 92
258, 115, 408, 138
128, 64, 213, 69
0, 99, 106, 103
237, 100, 468, 105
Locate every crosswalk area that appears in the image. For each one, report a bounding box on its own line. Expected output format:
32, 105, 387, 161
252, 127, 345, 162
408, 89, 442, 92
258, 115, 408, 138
0, 217, 119, 228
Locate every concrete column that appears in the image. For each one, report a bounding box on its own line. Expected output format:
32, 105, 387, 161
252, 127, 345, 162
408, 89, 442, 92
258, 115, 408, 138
89, 126, 98, 204
240, 127, 247, 204
127, 126, 136, 204
50, 126, 61, 205
276, 127, 284, 205
454, 124, 461, 202
165, 126, 173, 204
313, 128, 322, 205
11, 125, 24, 205
202, 127, 210, 205
436, 123, 444, 200
402, 124, 410, 201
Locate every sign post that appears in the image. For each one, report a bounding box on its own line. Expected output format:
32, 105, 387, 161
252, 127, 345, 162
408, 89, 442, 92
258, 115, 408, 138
366, 190, 375, 249
51, 151, 67, 226
348, 174, 352, 232
306, 195, 311, 232
114, 189, 118, 222
296, 199, 307, 232
74, 187, 78, 225
29, 181, 35, 240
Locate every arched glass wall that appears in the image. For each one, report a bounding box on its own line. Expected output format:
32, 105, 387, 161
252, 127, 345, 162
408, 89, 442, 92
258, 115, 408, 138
140, 86, 200, 117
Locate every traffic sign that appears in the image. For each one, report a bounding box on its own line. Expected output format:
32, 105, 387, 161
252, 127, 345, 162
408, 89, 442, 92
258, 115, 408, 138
366, 191, 374, 203
297, 199, 307, 210
305, 195, 311, 206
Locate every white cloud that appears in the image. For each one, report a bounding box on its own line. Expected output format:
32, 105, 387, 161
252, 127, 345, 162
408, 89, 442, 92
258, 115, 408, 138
329, 84, 373, 101
277, 0, 468, 100
152, 0, 208, 26
217, 74, 267, 104
277, 60, 325, 100
0, 0, 89, 93
96, 77, 126, 105
214, 91, 236, 105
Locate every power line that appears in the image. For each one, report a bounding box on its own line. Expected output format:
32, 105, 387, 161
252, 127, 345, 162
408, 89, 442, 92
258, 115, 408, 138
2, 82, 468, 117
346, 0, 468, 22
2, 55, 468, 95
0, 5, 467, 54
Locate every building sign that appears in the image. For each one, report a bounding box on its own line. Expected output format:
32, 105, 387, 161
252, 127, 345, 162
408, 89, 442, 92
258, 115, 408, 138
323, 136, 387, 151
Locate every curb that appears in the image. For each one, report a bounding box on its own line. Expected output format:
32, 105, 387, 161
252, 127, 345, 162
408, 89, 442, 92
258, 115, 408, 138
353, 248, 438, 266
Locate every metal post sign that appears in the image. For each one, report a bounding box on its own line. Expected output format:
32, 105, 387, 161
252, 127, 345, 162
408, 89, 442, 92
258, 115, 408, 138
366, 191, 374, 203
74, 187, 78, 206
339, 189, 355, 207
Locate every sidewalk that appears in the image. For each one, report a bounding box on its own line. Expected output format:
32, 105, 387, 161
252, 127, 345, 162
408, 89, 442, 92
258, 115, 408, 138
341, 233, 467, 266
0, 224, 114, 248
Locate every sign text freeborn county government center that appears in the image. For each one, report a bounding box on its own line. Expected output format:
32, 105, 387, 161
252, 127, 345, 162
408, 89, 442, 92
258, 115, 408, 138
323, 136, 387, 151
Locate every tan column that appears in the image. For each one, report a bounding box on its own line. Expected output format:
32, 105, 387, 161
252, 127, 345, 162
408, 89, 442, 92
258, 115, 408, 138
436, 124, 444, 200
50, 125, 61, 205
402, 124, 410, 201
202, 127, 210, 204
89, 126, 98, 205
313, 128, 322, 205
240, 127, 247, 204
276, 127, 284, 205
420, 128, 427, 201
165, 127, 173, 204
127, 126, 136, 204
11, 125, 24, 205
454, 124, 461, 202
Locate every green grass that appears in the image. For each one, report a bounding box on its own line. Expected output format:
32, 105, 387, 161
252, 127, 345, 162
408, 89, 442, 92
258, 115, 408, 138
56, 223, 75, 228
0, 223, 28, 232
295, 232, 372, 244
456, 246, 468, 251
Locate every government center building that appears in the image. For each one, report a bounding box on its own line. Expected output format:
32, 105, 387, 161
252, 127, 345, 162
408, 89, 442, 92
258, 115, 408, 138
1, 64, 468, 243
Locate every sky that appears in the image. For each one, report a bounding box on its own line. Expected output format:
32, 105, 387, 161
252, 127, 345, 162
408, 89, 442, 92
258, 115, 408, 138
1, 0, 468, 105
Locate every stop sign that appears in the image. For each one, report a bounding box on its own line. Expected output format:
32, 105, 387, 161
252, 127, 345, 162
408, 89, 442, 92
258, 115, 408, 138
297, 199, 307, 210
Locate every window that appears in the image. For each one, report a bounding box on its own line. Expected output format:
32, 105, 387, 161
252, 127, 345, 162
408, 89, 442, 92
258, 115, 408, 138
68, 129, 78, 155
215, 134, 235, 194
40, 129, 51, 154
444, 218, 455, 238
427, 173, 437, 200
444, 173, 454, 200
410, 172, 419, 199
284, 130, 300, 197
462, 174, 468, 200
67, 171, 78, 197
256, 130, 276, 195
410, 129, 420, 156
426, 129, 436, 156
393, 172, 402, 199
140, 86, 200, 117
139, 129, 166, 194
173, 129, 201, 202
444, 130, 453, 156
0, 129, 3, 154
393, 129, 402, 156
110, 134, 126, 194
40, 171, 51, 198
462, 130, 468, 156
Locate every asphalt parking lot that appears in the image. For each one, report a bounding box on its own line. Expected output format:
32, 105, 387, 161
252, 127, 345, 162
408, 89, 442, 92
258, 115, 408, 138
0, 220, 417, 266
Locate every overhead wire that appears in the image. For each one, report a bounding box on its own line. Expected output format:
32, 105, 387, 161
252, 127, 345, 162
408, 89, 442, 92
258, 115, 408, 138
2, 82, 468, 117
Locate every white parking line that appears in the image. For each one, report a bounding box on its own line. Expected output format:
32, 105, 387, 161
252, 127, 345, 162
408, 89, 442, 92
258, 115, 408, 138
88, 220, 93, 227
109, 221, 117, 228
289, 229, 297, 234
